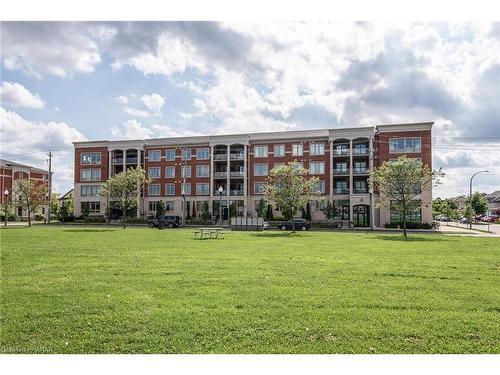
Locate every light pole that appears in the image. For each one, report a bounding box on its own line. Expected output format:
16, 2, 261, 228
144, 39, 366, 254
181, 190, 186, 227
218, 185, 223, 228
3, 189, 9, 226
469, 170, 489, 229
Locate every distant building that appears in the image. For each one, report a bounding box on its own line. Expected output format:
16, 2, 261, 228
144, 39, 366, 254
58, 189, 74, 207
0, 159, 49, 219
485, 191, 500, 213
73, 122, 434, 228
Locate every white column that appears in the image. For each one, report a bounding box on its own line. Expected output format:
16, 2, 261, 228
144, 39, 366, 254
136, 148, 141, 218
349, 140, 353, 195
369, 135, 375, 229
226, 145, 230, 197
122, 149, 127, 172
209, 146, 214, 201
243, 144, 248, 217
329, 141, 333, 201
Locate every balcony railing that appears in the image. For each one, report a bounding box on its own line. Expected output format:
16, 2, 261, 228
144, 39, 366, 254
230, 153, 245, 160
230, 190, 244, 196
333, 168, 349, 175
126, 157, 138, 164
352, 148, 369, 156
230, 171, 245, 177
353, 168, 369, 174
333, 188, 350, 194
354, 188, 368, 194
333, 149, 350, 156
112, 158, 123, 165
213, 154, 227, 160
214, 171, 227, 178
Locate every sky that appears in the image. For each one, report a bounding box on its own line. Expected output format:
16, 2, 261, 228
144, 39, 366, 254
1, 21, 499, 197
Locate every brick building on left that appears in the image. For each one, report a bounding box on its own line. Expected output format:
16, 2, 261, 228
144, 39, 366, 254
0, 159, 50, 219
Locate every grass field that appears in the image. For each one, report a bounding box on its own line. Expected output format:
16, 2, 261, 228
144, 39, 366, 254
1, 226, 499, 354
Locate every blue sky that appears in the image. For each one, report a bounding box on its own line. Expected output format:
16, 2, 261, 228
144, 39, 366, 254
1, 21, 499, 197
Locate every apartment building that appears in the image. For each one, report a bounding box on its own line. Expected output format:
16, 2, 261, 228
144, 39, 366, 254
0, 159, 50, 218
73, 122, 433, 227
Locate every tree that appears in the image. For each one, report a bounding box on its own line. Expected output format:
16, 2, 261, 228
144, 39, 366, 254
321, 201, 338, 223
305, 202, 312, 221
192, 202, 197, 218
201, 201, 211, 225
265, 161, 319, 232
15, 180, 48, 227
369, 156, 442, 238
464, 192, 488, 217
265, 204, 274, 221
256, 198, 267, 218
301, 207, 306, 219
99, 167, 149, 228
155, 200, 166, 218
441, 200, 459, 225
56, 200, 73, 222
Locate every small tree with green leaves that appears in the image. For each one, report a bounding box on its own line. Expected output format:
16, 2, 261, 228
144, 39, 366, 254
265, 161, 319, 232
370, 156, 442, 238
15, 180, 48, 227
56, 200, 73, 222
256, 198, 267, 218
265, 204, 274, 221
155, 200, 166, 218
99, 167, 149, 228
192, 202, 197, 219
464, 192, 488, 218
321, 201, 338, 223
201, 201, 211, 225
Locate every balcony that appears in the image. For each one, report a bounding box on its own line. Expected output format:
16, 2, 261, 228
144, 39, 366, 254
214, 171, 228, 178
353, 168, 369, 175
112, 158, 123, 165
126, 157, 138, 164
354, 188, 368, 194
230, 171, 245, 177
333, 168, 349, 175
352, 148, 369, 156
230, 190, 244, 196
333, 188, 350, 194
230, 153, 245, 160
213, 154, 227, 161
333, 149, 350, 157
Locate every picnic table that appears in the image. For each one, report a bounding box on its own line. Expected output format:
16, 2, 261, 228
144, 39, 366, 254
193, 228, 225, 240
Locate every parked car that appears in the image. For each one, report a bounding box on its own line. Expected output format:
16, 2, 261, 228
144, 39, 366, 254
435, 215, 449, 222
149, 215, 181, 228
484, 214, 499, 223
459, 217, 471, 224
279, 219, 311, 231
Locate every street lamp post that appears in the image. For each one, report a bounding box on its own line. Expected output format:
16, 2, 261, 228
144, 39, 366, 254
218, 185, 223, 228
469, 170, 489, 229
181, 190, 186, 227
3, 189, 9, 226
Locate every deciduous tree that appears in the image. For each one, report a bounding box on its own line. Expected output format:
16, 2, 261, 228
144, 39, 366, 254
15, 180, 48, 227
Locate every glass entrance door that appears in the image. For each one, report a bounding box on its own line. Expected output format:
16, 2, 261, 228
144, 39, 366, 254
353, 205, 369, 227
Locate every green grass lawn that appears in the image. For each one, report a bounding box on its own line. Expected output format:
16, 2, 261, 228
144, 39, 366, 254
1, 226, 499, 354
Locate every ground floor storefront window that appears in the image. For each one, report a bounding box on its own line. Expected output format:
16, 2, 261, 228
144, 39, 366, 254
390, 201, 422, 224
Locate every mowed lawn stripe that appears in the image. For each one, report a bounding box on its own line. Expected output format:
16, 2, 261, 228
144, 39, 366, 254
1, 226, 499, 353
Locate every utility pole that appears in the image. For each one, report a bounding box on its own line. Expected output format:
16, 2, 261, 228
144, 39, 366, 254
47, 150, 53, 224
468, 170, 488, 230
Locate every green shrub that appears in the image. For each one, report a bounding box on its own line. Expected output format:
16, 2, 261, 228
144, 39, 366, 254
385, 222, 432, 229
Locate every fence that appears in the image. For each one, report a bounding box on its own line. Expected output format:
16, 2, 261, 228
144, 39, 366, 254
230, 217, 264, 231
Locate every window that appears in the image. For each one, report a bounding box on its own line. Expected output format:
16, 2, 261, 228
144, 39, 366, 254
165, 201, 175, 211
196, 165, 209, 177
293, 162, 304, 170
255, 182, 267, 194
335, 162, 348, 172
389, 137, 421, 154
80, 152, 101, 165
309, 161, 325, 174
292, 144, 303, 156
181, 148, 192, 160
166, 149, 176, 161
148, 167, 161, 178
390, 201, 422, 224
165, 166, 175, 178
310, 143, 325, 155
335, 181, 348, 193
148, 150, 161, 161
148, 201, 159, 212
273, 162, 285, 169
181, 183, 191, 195
254, 145, 268, 158
165, 183, 175, 195
80, 186, 101, 197
354, 162, 367, 173
197, 148, 209, 160
310, 180, 325, 194
254, 163, 268, 176
314, 200, 326, 210
81, 202, 100, 214
274, 144, 285, 157
148, 184, 160, 196
196, 183, 209, 195
181, 166, 191, 178
354, 181, 367, 193
334, 144, 349, 155
80, 169, 101, 181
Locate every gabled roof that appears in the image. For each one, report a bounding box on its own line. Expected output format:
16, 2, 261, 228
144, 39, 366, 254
0, 159, 49, 174
59, 189, 74, 200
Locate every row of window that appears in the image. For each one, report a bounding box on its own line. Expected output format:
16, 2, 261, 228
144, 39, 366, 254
254, 181, 326, 194
147, 148, 210, 161
253, 143, 326, 158
389, 138, 421, 154
254, 161, 326, 176
148, 183, 210, 196
148, 165, 209, 179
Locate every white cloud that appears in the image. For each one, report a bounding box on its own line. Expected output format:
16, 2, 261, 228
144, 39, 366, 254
0, 81, 45, 109
0, 107, 87, 194
111, 119, 199, 140
140, 93, 165, 112
123, 106, 150, 118
115, 95, 128, 104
